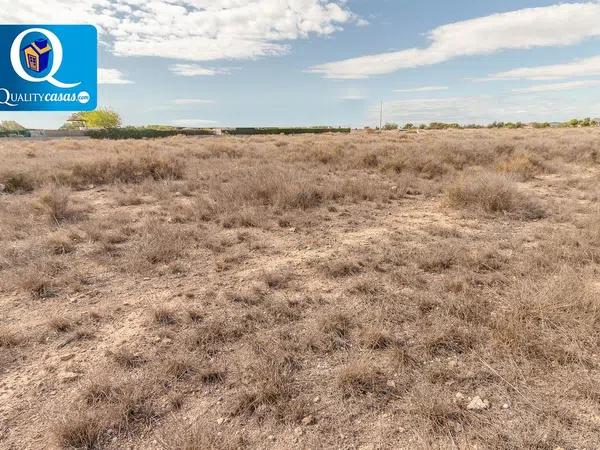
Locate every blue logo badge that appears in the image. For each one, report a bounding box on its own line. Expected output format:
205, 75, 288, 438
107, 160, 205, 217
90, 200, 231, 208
0, 25, 97, 111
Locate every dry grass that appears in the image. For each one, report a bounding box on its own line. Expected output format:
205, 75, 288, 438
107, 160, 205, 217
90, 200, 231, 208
446, 170, 545, 218
2, 129, 600, 449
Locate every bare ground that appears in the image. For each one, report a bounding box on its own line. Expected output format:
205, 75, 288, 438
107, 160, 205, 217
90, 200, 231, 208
1, 129, 600, 449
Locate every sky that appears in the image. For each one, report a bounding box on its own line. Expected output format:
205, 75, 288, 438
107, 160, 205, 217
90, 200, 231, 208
3, 0, 600, 128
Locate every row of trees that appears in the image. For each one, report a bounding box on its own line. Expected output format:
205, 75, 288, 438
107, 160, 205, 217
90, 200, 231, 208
381, 118, 600, 130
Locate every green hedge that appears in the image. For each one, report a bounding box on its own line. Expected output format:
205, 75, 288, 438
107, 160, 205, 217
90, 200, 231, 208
86, 128, 214, 140
0, 130, 30, 137
224, 127, 351, 135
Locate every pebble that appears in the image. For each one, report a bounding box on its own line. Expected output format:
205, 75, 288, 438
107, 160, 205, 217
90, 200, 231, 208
60, 354, 75, 362
313, 396, 321, 403
386, 380, 396, 388
216, 418, 225, 425
302, 415, 316, 426
294, 426, 303, 436
467, 396, 490, 410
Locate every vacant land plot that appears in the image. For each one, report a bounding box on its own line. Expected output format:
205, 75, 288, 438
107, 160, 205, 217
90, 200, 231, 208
1, 128, 600, 449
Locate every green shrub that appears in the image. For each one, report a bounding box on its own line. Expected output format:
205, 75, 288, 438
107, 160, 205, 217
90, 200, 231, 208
224, 127, 351, 135
86, 128, 213, 140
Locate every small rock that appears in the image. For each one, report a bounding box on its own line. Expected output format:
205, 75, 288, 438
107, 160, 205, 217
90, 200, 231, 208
455, 392, 465, 401
294, 426, 303, 436
386, 380, 396, 388
60, 354, 75, 362
268, 435, 276, 442
502, 403, 509, 409
467, 396, 490, 411
301, 415, 316, 426
313, 396, 321, 403
216, 418, 225, 425
60, 371, 80, 382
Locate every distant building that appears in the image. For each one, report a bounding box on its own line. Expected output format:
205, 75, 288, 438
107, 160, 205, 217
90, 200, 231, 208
23, 38, 52, 73
62, 113, 88, 130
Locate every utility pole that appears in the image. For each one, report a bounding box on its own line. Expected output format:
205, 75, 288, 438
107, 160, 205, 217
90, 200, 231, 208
379, 101, 383, 130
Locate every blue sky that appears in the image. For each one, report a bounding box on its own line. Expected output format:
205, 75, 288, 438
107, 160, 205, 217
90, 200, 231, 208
3, 0, 600, 128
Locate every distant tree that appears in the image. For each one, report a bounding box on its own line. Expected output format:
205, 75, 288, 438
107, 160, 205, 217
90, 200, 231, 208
403, 123, 414, 130
145, 124, 177, 131
0, 120, 26, 131
383, 122, 399, 130
61, 108, 122, 129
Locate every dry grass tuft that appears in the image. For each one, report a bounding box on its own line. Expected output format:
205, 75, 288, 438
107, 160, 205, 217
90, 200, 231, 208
45, 231, 76, 255
0, 171, 35, 193
338, 361, 396, 397
262, 269, 294, 289
360, 327, 397, 350
110, 348, 147, 369
0, 327, 24, 348
496, 153, 545, 180
413, 390, 469, 433
37, 186, 79, 224
322, 258, 363, 278
54, 409, 110, 450
153, 306, 178, 325
48, 315, 74, 333
132, 221, 189, 268
69, 154, 184, 186
162, 421, 247, 450
446, 171, 544, 218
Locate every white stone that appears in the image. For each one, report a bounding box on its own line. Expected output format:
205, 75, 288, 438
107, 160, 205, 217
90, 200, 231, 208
467, 396, 490, 410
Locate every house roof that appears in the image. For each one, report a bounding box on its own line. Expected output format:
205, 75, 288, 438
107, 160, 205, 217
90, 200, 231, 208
23, 38, 51, 55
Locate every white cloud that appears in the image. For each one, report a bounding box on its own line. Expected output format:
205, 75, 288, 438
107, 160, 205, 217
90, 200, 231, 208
172, 119, 217, 127
394, 86, 448, 93
512, 79, 600, 93
98, 68, 133, 84
169, 64, 229, 77
0, 1, 356, 61
374, 93, 594, 125
309, 2, 600, 79
173, 99, 215, 105
339, 87, 365, 100
481, 55, 600, 81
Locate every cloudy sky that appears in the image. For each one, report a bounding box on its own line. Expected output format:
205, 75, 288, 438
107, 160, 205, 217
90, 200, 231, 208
3, 0, 600, 128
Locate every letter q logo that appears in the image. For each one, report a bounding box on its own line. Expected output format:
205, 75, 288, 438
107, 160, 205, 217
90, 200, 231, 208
10, 27, 80, 88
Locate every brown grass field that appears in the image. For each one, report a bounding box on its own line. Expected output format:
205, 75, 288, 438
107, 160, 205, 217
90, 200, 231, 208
1, 128, 600, 449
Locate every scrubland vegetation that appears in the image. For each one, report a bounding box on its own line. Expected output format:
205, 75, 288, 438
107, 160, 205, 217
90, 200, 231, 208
1, 128, 600, 449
